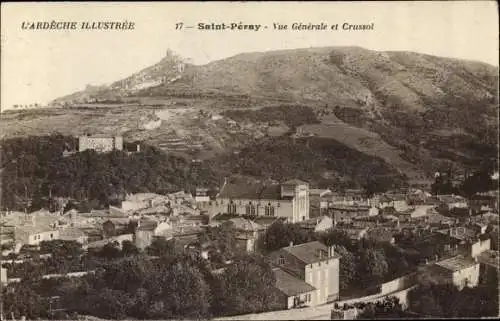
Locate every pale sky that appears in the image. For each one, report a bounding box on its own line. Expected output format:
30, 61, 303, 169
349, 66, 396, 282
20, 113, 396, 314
1, 1, 498, 110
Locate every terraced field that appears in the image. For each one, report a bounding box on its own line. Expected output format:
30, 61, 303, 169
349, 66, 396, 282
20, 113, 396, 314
300, 115, 427, 181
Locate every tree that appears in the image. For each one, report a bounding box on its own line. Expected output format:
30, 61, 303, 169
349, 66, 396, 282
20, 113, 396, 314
217, 254, 280, 316
2, 281, 49, 320
257, 220, 314, 253
317, 228, 352, 251
121, 240, 140, 256
146, 255, 212, 319
146, 236, 176, 257
357, 296, 407, 319
358, 248, 388, 285
335, 245, 357, 290
96, 241, 122, 259
39, 240, 83, 258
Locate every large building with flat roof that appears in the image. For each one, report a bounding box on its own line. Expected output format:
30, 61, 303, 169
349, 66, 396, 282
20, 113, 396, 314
428, 255, 480, 290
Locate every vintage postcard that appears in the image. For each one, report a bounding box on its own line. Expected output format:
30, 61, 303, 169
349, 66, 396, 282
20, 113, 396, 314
0, 1, 499, 320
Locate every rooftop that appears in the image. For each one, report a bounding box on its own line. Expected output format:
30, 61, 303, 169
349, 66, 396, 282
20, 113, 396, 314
435, 255, 477, 272
476, 250, 500, 270
228, 217, 263, 231
282, 179, 309, 186
283, 241, 339, 264
273, 268, 316, 296
59, 228, 87, 239
217, 183, 293, 201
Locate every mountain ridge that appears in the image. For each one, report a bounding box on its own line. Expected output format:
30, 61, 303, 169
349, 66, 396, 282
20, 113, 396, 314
3, 46, 498, 187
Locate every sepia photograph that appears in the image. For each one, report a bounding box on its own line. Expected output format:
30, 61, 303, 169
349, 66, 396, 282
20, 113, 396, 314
0, 1, 499, 320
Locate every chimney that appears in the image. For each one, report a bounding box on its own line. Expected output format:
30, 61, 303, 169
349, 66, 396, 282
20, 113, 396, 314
289, 241, 294, 247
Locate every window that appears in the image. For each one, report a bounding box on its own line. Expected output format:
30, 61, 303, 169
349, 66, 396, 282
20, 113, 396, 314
50, 233, 53, 238
278, 256, 285, 265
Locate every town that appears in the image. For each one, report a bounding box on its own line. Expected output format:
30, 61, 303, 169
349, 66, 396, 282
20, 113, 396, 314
0, 134, 498, 320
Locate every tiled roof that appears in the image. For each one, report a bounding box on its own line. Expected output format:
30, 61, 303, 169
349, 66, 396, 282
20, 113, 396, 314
273, 268, 316, 296
137, 220, 158, 231
259, 185, 283, 200
218, 183, 264, 199
435, 255, 477, 272
310, 189, 331, 196
253, 216, 285, 227
218, 183, 292, 201
282, 179, 309, 186
59, 228, 86, 240
228, 217, 263, 231
283, 241, 339, 264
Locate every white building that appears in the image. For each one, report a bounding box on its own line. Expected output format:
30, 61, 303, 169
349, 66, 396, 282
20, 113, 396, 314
429, 255, 480, 290
15, 226, 60, 246
79, 135, 123, 153
269, 241, 340, 308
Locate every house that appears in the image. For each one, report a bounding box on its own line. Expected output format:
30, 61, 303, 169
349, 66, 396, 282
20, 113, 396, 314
216, 179, 310, 223
134, 219, 173, 250
268, 241, 340, 306
438, 195, 468, 210
1, 267, 7, 285
14, 226, 60, 246
476, 250, 499, 271
309, 189, 333, 216
253, 216, 286, 229
428, 255, 480, 290
437, 226, 479, 243
310, 188, 332, 198
476, 250, 499, 286
470, 238, 491, 258
378, 194, 409, 212
327, 205, 378, 224
298, 216, 334, 233
329, 189, 372, 207
272, 268, 317, 309
396, 230, 463, 262
410, 205, 436, 218
226, 217, 264, 253
470, 194, 498, 213
58, 228, 88, 247
78, 135, 123, 153
341, 227, 369, 242
366, 227, 395, 244
194, 188, 210, 203
87, 234, 134, 250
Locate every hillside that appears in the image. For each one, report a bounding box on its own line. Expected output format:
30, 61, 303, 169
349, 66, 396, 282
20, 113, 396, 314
2, 46, 498, 187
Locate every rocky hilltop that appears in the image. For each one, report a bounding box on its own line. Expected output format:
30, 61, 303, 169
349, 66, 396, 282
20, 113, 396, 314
2, 46, 498, 187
